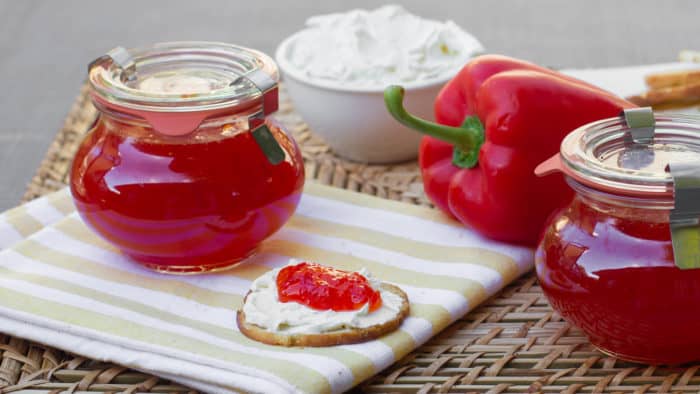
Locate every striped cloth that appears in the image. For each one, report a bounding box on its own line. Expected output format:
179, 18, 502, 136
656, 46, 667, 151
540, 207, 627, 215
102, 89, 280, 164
0, 183, 532, 394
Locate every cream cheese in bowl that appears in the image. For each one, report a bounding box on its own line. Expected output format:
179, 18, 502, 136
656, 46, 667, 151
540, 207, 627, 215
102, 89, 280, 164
276, 5, 483, 163
288, 5, 483, 87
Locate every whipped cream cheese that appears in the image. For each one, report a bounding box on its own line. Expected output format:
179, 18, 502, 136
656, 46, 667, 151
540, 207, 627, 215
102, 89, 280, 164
286, 5, 483, 86
242, 264, 404, 334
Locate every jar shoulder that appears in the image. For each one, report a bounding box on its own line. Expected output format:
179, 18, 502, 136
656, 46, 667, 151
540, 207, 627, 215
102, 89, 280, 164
537, 198, 674, 274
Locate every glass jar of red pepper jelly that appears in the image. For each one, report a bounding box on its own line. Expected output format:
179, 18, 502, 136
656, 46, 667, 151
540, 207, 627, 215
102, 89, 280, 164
70, 42, 305, 274
535, 107, 700, 364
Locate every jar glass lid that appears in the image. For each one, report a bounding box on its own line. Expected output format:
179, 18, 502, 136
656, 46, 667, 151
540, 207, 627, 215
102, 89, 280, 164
559, 111, 700, 197
88, 41, 278, 113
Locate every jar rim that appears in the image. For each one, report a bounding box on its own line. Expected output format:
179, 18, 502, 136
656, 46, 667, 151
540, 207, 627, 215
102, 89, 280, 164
559, 113, 700, 198
88, 41, 278, 113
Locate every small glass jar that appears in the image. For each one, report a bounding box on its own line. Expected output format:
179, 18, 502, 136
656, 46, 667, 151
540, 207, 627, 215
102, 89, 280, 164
535, 110, 700, 364
70, 42, 305, 274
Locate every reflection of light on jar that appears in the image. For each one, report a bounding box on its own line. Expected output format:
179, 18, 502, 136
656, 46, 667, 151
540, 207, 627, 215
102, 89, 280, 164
139, 73, 219, 94
536, 111, 700, 365
554, 216, 568, 232
616, 145, 655, 170
72, 42, 304, 275
563, 242, 586, 262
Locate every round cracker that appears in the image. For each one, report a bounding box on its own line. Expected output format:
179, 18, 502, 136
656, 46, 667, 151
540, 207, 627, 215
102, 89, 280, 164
237, 283, 409, 347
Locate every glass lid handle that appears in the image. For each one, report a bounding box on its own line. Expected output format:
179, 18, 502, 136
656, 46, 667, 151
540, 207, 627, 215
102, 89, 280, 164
667, 161, 700, 270
88, 46, 136, 82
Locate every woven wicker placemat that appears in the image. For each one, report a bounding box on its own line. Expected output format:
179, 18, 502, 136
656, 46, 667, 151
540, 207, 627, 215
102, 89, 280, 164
3, 84, 700, 394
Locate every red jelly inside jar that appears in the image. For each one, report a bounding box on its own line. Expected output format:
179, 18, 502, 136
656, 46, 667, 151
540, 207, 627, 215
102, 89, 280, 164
537, 190, 700, 364
535, 112, 700, 364
70, 42, 304, 274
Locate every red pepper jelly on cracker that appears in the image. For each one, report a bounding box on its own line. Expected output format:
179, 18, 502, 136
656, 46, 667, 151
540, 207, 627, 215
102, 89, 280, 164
276, 262, 382, 312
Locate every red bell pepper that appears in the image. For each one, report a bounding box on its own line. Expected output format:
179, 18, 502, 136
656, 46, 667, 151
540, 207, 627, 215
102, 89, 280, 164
385, 55, 635, 245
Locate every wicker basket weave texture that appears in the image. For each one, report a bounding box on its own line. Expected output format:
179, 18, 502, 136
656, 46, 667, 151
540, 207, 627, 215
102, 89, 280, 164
3, 84, 700, 393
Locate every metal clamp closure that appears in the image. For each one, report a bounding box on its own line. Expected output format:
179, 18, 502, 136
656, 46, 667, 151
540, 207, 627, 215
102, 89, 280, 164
618, 107, 656, 170
232, 69, 284, 165
667, 161, 700, 269
231, 69, 279, 117
88, 47, 136, 82
622, 107, 655, 143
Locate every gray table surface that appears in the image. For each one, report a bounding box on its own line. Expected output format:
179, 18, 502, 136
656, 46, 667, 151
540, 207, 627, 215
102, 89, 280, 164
0, 0, 697, 211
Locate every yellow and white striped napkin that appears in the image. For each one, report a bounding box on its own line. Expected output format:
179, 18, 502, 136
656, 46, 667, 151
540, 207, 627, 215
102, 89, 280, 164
0, 183, 532, 394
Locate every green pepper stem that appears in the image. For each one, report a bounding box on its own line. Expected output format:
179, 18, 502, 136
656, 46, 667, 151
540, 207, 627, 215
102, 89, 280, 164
384, 85, 485, 168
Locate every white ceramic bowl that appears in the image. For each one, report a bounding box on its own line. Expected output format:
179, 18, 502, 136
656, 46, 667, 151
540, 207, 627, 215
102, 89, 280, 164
275, 31, 456, 164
